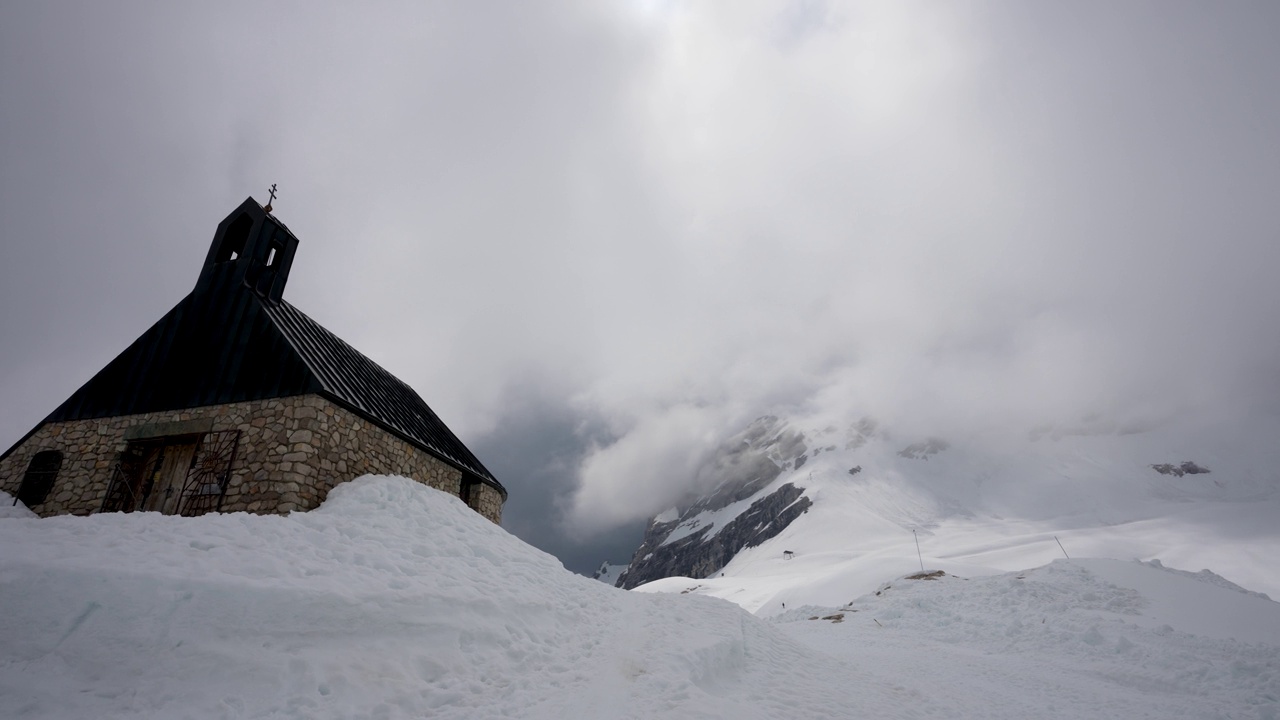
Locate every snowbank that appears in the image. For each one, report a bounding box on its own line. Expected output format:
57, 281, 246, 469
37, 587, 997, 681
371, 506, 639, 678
2, 477, 1276, 719
0, 477, 868, 719
777, 560, 1280, 718
0, 490, 36, 518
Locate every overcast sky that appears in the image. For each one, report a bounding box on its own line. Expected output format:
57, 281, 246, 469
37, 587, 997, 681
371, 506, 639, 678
2, 2, 1278, 574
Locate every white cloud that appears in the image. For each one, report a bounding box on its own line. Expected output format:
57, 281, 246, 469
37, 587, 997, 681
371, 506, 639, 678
2, 2, 1278, 535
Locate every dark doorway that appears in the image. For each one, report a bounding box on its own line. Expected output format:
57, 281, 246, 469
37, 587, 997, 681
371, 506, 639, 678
101, 431, 239, 516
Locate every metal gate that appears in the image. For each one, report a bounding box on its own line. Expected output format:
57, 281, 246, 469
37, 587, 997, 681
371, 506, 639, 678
178, 430, 241, 517
100, 430, 240, 516
100, 446, 150, 513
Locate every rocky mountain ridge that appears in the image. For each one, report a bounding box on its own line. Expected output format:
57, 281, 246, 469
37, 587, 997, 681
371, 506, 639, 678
615, 416, 812, 589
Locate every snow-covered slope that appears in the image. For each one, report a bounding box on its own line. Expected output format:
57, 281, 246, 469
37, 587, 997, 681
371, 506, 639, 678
0, 479, 888, 719
2, 478, 1278, 718
617, 416, 812, 589
624, 412, 1280, 612
773, 560, 1280, 717
0, 495, 37, 518
592, 560, 629, 585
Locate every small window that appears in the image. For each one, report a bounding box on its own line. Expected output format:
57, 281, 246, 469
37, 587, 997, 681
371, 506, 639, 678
16, 450, 62, 507
266, 245, 278, 267
215, 213, 253, 263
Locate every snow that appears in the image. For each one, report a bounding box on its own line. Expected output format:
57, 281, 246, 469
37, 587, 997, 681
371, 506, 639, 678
1081, 558, 1278, 643
634, 413, 1280, 618
592, 561, 628, 586
0, 480, 872, 718
659, 481, 787, 546
2, 478, 1278, 718
1, 493, 37, 518
652, 506, 678, 524
778, 560, 1280, 718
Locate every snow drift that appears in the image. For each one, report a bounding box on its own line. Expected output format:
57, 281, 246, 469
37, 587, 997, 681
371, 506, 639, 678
0, 478, 870, 719
2, 477, 1277, 719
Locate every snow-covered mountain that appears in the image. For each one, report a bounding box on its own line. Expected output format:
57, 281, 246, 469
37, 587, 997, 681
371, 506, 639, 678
616, 416, 812, 589
614, 412, 1280, 611
3, 476, 1278, 718
591, 560, 628, 585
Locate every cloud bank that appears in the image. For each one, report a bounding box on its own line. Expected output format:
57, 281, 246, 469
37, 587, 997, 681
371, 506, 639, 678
2, 2, 1278, 549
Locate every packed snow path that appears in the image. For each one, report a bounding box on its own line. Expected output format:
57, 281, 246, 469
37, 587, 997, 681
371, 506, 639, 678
2, 478, 1277, 718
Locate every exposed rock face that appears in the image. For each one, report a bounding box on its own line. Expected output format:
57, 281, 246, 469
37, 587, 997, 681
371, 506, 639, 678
1151, 461, 1211, 477
615, 416, 812, 590
591, 561, 628, 586
617, 483, 811, 589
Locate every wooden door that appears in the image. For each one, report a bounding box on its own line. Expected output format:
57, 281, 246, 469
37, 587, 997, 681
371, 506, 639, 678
143, 442, 197, 515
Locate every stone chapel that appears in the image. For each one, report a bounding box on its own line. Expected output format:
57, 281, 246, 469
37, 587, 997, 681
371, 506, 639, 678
0, 197, 506, 522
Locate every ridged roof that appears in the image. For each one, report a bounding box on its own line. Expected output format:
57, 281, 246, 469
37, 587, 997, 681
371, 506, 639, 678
3, 198, 502, 496
264, 300, 498, 489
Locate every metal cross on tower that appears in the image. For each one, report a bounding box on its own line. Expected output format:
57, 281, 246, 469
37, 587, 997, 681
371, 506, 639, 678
264, 183, 278, 213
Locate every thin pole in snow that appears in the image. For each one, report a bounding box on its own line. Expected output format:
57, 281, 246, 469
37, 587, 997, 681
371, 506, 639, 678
913, 529, 924, 572
1054, 535, 1070, 559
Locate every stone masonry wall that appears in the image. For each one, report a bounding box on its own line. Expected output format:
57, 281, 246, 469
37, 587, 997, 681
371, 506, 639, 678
468, 483, 504, 524
0, 394, 502, 524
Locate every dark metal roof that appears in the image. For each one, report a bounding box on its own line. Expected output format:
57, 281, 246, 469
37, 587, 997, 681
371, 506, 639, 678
41, 283, 319, 421
264, 300, 500, 491
3, 198, 502, 497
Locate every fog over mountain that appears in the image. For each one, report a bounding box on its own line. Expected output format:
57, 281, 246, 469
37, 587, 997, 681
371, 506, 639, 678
2, 2, 1278, 573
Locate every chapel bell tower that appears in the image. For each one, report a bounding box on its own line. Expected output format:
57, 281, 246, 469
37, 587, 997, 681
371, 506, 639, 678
194, 197, 299, 305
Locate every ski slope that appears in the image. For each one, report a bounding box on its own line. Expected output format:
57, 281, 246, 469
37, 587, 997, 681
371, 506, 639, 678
2, 476, 1278, 718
